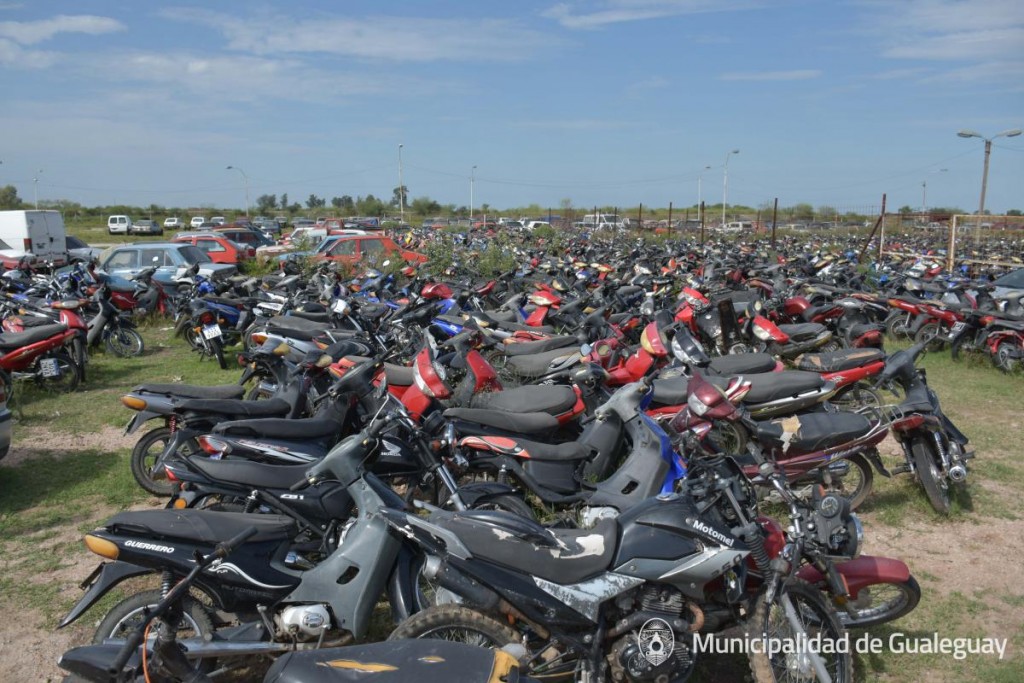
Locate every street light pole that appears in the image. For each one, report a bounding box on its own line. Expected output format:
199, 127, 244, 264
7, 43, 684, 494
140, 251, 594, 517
470, 165, 477, 223
722, 149, 739, 227
225, 165, 250, 217
398, 144, 405, 223
33, 169, 43, 209
697, 165, 711, 226
957, 128, 1022, 240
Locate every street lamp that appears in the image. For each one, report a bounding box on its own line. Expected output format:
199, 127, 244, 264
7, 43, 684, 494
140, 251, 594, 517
957, 129, 1021, 220
722, 149, 739, 226
33, 169, 43, 209
470, 165, 477, 223
697, 165, 711, 225
398, 144, 405, 223
921, 168, 948, 215
225, 165, 250, 217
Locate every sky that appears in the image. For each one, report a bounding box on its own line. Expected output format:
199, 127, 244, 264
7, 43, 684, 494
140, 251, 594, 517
1, 0, 1022, 217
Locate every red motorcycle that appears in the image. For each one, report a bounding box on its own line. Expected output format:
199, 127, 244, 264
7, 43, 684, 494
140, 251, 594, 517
0, 323, 81, 396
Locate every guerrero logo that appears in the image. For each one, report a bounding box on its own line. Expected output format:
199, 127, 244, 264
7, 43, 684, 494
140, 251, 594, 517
639, 618, 675, 666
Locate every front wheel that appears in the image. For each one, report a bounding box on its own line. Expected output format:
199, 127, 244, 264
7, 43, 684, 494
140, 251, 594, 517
993, 342, 1020, 374
835, 576, 921, 629
911, 436, 951, 514
913, 322, 946, 352
748, 578, 853, 683
105, 326, 145, 357
885, 312, 911, 340
829, 382, 881, 413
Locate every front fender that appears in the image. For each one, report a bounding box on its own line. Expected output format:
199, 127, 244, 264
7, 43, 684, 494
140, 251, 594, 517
58, 561, 153, 629
797, 555, 911, 599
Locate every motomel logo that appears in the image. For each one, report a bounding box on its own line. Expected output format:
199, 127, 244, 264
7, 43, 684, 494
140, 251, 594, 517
692, 520, 734, 548
124, 540, 175, 554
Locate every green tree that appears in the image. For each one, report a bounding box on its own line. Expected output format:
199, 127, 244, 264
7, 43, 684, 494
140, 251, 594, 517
306, 194, 325, 209
256, 194, 277, 213
1007, 209, 1022, 216
280, 193, 289, 212
391, 186, 408, 208
791, 203, 814, 221
410, 196, 440, 216
0, 185, 22, 210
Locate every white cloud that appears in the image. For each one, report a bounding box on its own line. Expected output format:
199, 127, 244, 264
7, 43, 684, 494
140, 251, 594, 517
0, 36, 55, 67
160, 8, 551, 62
720, 69, 821, 81
542, 0, 763, 29
0, 14, 123, 45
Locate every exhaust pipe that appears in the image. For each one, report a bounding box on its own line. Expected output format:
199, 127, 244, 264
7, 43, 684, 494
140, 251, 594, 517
948, 464, 967, 483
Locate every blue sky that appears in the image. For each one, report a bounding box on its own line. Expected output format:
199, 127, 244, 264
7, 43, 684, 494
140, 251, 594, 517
1, 0, 1022, 215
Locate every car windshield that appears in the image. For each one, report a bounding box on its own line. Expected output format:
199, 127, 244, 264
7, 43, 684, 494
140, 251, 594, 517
66, 236, 86, 248
177, 245, 212, 264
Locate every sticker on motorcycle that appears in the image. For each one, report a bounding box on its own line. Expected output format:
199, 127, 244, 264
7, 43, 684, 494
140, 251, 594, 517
202, 324, 223, 340
39, 358, 61, 378
639, 618, 674, 666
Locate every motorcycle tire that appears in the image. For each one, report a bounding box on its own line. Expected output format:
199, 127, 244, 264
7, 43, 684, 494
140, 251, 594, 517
993, 342, 1020, 374
183, 326, 204, 350
949, 334, 978, 362
173, 314, 192, 339
834, 575, 921, 629
829, 381, 881, 412
131, 426, 184, 496
830, 453, 874, 510
388, 603, 520, 649
708, 420, 748, 455
210, 338, 228, 369
913, 322, 946, 352
105, 326, 145, 358
748, 578, 853, 683
92, 589, 215, 676
0, 368, 13, 405
885, 312, 911, 340
34, 350, 79, 393
910, 436, 951, 515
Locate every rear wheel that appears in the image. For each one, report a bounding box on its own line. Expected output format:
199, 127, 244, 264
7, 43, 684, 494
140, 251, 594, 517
467, 493, 534, 519
885, 313, 911, 340
34, 350, 79, 393
911, 436, 951, 515
993, 342, 1020, 374
829, 381, 881, 412
950, 333, 979, 361
105, 326, 145, 357
913, 322, 946, 352
206, 337, 227, 369
389, 604, 519, 649
822, 453, 874, 510
131, 427, 199, 496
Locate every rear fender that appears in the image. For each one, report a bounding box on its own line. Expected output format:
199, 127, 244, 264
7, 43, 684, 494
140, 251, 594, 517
125, 410, 166, 435
58, 561, 153, 629
797, 556, 911, 599
862, 449, 893, 477
457, 481, 522, 508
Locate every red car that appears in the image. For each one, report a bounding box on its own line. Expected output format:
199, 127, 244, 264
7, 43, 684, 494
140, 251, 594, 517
172, 233, 255, 264
314, 235, 426, 265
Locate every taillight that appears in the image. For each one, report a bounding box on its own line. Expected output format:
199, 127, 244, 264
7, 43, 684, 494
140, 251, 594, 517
687, 392, 711, 416
892, 414, 926, 432
199, 312, 215, 325
196, 435, 231, 455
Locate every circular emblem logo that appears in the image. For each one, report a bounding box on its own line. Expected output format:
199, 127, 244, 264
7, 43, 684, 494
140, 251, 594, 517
638, 618, 674, 666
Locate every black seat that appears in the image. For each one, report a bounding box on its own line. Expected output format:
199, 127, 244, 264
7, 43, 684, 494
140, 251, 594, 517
470, 385, 577, 416
500, 335, 579, 356
439, 512, 617, 584
385, 363, 414, 386
289, 309, 331, 323
135, 383, 246, 400
778, 323, 826, 341
0, 324, 68, 350
650, 375, 689, 406
737, 371, 825, 403
705, 353, 778, 376
848, 322, 883, 339
188, 458, 311, 489
266, 315, 330, 341
176, 397, 291, 418
106, 509, 296, 544
482, 309, 518, 323
444, 407, 559, 434
506, 347, 580, 378
801, 304, 836, 322
202, 296, 244, 308
460, 434, 589, 461
755, 412, 873, 454
477, 312, 554, 334
797, 349, 885, 373
213, 414, 343, 440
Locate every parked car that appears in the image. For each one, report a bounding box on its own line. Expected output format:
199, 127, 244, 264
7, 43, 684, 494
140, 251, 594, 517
215, 227, 274, 248
130, 219, 163, 236
189, 217, 206, 229
99, 242, 237, 284
107, 215, 132, 234
314, 235, 426, 266
210, 216, 227, 226
66, 235, 103, 263
0, 237, 38, 270
172, 232, 254, 264
163, 217, 183, 230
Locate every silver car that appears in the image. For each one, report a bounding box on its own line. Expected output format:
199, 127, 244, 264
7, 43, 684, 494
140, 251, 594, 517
99, 242, 237, 285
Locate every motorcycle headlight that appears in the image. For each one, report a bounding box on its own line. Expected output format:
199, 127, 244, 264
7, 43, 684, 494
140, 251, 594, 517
844, 514, 863, 559
687, 392, 710, 416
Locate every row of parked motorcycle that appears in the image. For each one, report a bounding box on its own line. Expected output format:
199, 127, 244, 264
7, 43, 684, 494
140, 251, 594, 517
52, 233, 997, 683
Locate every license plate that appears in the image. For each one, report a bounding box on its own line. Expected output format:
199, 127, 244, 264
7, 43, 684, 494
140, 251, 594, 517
261, 302, 284, 312
950, 321, 966, 334
202, 324, 223, 340
39, 357, 61, 378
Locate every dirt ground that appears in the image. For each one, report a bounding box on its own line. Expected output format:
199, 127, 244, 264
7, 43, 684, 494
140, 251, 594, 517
1, 430, 1020, 681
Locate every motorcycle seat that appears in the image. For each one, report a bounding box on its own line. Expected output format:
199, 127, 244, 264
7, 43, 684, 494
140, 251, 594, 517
470, 385, 578, 416
0, 323, 68, 350
994, 319, 1024, 331
435, 314, 466, 327
359, 303, 391, 320
475, 312, 555, 334
755, 412, 874, 454
444, 407, 559, 434
650, 375, 690, 406
213, 414, 343, 440
608, 312, 633, 325
107, 509, 296, 544
267, 316, 331, 341
505, 347, 581, 378
289, 309, 331, 323
500, 335, 579, 356
188, 458, 312, 490
439, 511, 618, 584
797, 349, 884, 373
704, 353, 778, 376
202, 296, 245, 309
385, 363, 414, 386
459, 435, 589, 460
801, 304, 838, 322
897, 384, 935, 414
483, 309, 518, 323
176, 397, 292, 418
777, 323, 826, 342
847, 322, 883, 340
135, 383, 245, 400
15, 316, 56, 328
707, 370, 826, 404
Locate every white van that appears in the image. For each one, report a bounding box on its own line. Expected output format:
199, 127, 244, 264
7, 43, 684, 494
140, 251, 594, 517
721, 221, 753, 232
190, 217, 206, 228
0, 210, 68, 265
107, 215, 132, 234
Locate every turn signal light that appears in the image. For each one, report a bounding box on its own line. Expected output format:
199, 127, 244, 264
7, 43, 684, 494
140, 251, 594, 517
121, 395, 147, 411
84, 534, 119, 560
251, 333, 268, 345
172, 498, 188, 509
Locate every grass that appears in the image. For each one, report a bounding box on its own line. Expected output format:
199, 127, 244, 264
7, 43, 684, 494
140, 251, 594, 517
0, 326, 1022, 679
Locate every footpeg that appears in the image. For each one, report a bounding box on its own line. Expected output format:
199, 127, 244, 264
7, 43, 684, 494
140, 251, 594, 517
890, 464, 912, 475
